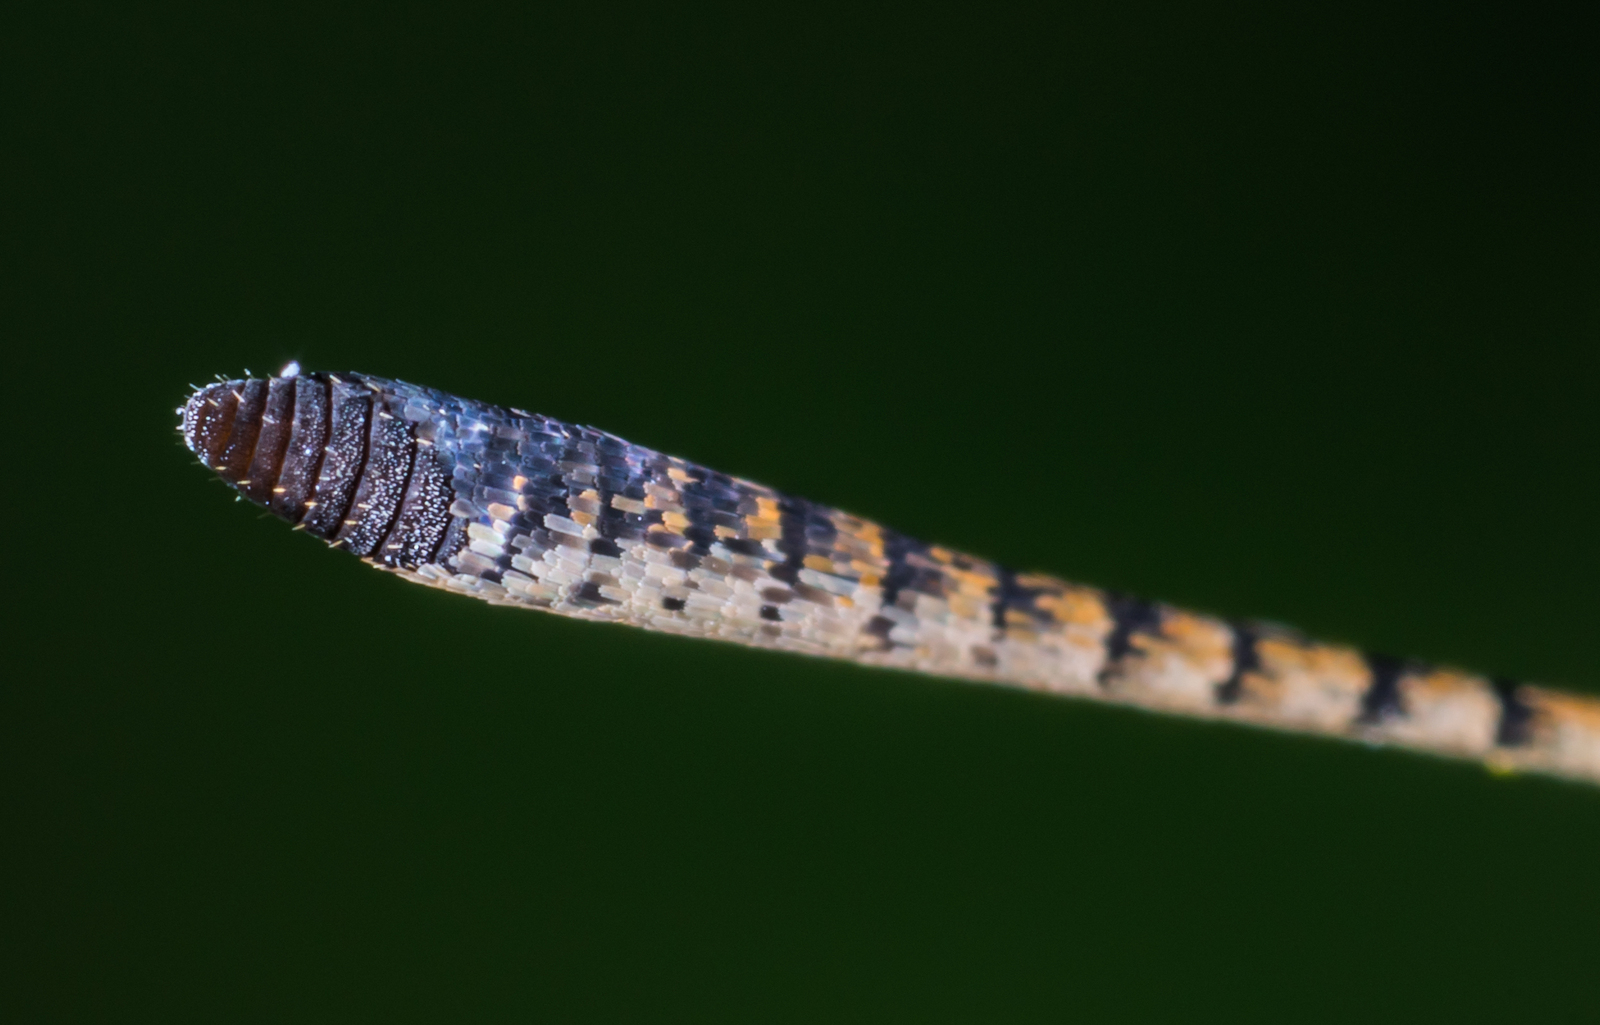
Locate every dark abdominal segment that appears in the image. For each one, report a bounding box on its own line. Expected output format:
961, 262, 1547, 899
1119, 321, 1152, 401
181, 368, 457, 569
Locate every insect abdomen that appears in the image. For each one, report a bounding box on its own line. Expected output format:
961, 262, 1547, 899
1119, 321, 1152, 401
182, 367, 1600, 786
183, 369, 452, 565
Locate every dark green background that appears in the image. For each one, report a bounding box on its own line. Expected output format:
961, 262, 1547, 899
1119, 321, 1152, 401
10, 4, 1599, 1022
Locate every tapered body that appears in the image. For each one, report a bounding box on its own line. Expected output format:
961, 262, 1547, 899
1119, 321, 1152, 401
182, 366, 1600, 785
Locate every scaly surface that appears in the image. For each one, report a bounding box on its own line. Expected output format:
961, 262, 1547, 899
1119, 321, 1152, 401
181, 366, 1600, 785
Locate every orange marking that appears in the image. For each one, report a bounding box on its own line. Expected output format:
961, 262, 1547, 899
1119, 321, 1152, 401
1526, 687, 1600, 731
1041, 588, 1111, 627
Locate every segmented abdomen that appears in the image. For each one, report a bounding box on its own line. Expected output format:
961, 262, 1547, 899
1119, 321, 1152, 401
181, 367, 1600, 785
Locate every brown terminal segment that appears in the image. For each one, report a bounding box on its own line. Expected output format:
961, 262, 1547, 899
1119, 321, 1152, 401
181, 382, 239, 470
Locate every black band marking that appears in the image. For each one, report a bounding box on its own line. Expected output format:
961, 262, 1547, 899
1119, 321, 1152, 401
679, 469, 744, 558
1359, 653, 1409, 723
878, 530, 937, 610
864, 615, 896, 647
573, 580, 617, 606
589, 432, 634, 546
771, 494, 837, 585
990, 567, 1051, 632
1215, 623, 1261, 705
1098, 593, 1162, 684
1491, 677, 1535, 747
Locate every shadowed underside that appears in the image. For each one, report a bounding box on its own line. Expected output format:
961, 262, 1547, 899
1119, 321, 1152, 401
181, 366, 1600, 786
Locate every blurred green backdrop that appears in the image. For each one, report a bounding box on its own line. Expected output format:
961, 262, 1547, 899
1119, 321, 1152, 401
9, 4, 1599, 1022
